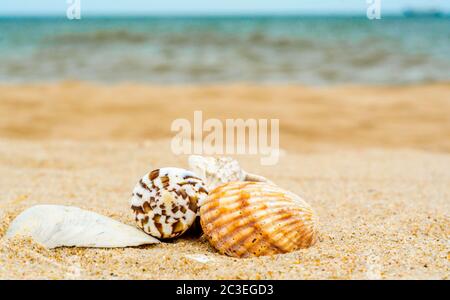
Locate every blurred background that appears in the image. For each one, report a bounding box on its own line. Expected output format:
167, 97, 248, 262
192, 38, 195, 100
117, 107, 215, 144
1, 0, 449, 84
0, 1, 449, 152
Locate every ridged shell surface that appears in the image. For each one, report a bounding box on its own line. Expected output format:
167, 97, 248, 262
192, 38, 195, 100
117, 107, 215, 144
131, 167, 208, 239
200, 182, 318, 258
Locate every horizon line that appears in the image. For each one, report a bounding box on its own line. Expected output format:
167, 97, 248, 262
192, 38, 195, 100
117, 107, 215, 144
1, 12, 448, 18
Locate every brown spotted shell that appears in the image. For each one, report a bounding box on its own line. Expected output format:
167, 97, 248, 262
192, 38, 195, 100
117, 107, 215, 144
131, 167, 208, 239
200, 182, 318, 258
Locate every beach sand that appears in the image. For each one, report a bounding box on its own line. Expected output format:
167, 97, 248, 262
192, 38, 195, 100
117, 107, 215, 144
0, 83, 449, 279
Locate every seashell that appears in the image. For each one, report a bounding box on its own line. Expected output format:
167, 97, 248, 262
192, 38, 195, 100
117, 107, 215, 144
184, 254, 215, 264
188, 155, 273, 191
5, 205, 160, 249
130, 167, 208, 239
200, 182, 318, 258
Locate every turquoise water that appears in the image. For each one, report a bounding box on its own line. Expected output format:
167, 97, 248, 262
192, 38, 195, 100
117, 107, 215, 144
0, 16, 449, 84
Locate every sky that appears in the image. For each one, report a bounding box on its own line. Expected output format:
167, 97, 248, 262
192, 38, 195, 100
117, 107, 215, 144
1, 0, 449, 16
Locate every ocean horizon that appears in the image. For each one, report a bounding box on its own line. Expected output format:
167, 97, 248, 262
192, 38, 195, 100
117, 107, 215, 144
0, 15, 449, 85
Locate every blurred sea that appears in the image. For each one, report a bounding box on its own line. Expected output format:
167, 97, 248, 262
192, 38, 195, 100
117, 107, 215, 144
0, 16, 449, 84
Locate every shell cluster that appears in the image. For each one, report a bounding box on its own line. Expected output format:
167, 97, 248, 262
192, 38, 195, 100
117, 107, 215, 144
200, 181, 318, 258
127, 157, 318, 257
5, 156, 318, 258
130, 167, 208, 239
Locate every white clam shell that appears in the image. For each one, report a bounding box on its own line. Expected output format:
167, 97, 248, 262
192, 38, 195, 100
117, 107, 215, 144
188, 155, 273, 190
5, 205, 160, 248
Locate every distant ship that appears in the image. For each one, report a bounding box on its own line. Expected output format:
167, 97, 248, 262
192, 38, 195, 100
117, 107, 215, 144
403, 8, 444, 18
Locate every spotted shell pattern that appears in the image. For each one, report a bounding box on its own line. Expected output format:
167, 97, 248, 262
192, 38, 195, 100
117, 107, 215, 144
200, 182, 318, 258
131, 167, 208, 239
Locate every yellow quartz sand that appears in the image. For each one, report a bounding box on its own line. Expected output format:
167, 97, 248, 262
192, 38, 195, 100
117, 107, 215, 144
0, 83, 449, 279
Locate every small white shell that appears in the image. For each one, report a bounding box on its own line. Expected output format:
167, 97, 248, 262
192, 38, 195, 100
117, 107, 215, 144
185, 254, 215, 264
5, 205, 159, 248
130, 167, 208, 239
188, 155, 273, 191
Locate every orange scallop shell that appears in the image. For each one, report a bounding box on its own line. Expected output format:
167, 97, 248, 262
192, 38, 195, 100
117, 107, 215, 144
200, 181, 318, 258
